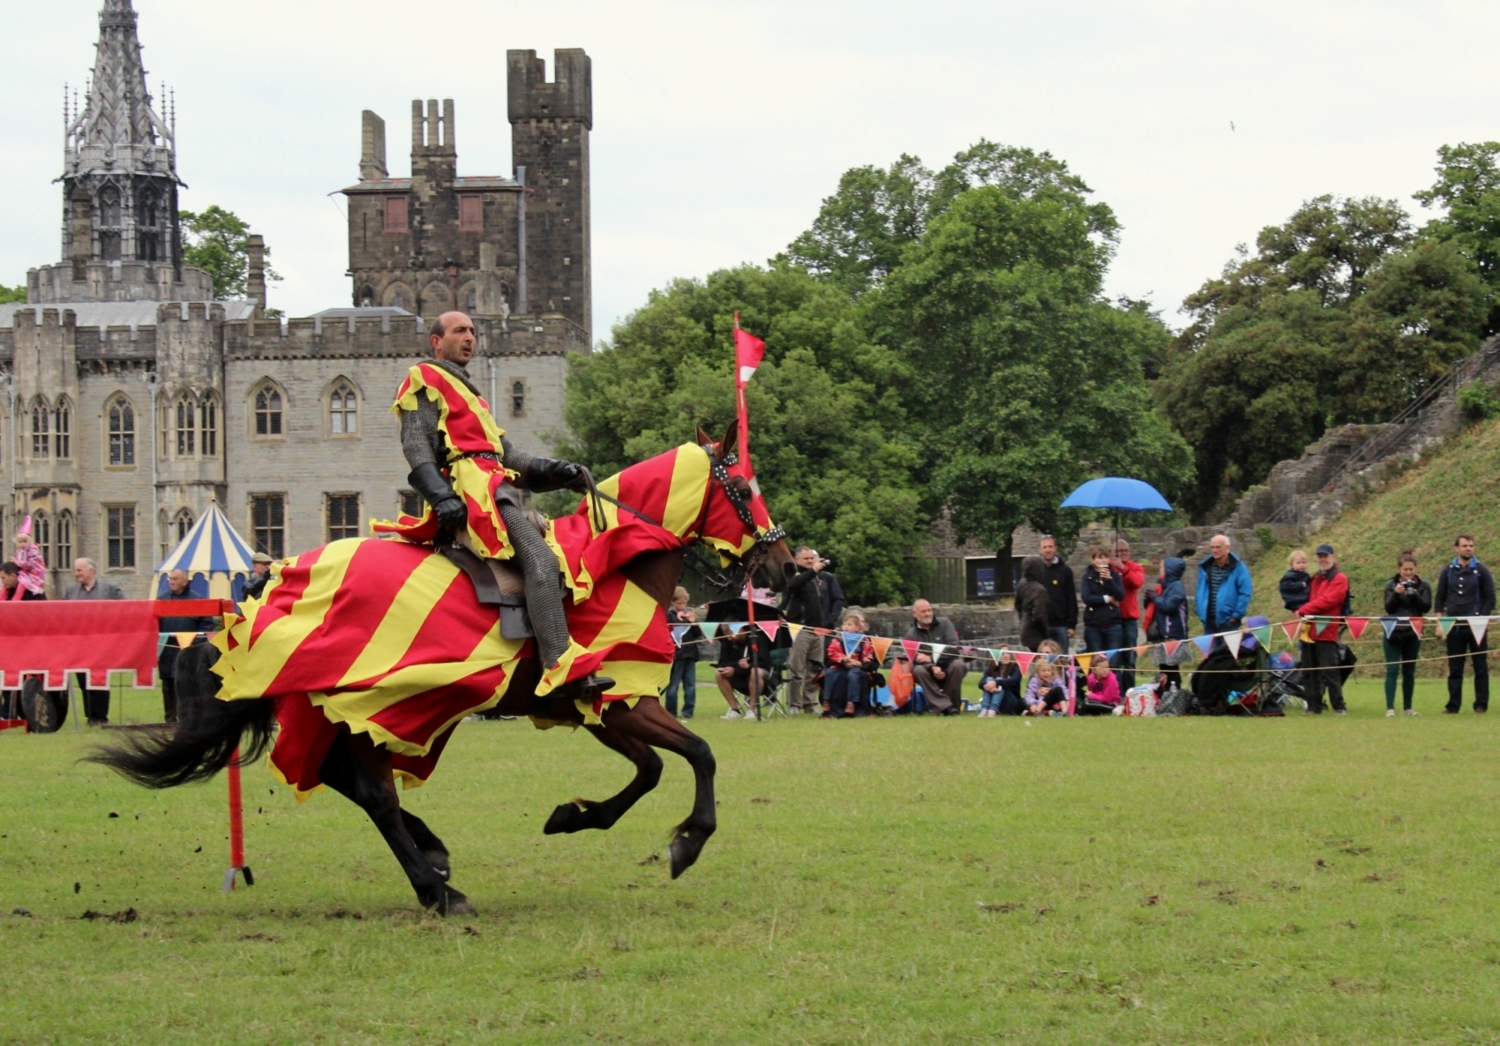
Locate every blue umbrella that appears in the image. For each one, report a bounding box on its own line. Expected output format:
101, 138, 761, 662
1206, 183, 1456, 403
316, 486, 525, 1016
1060, 477, 1172, 512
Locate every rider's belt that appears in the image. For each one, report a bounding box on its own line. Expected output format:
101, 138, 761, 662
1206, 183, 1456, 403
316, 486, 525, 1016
456, 451, 503, 463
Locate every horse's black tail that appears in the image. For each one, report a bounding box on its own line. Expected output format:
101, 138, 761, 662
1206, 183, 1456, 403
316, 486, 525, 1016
86, 644, 276, 790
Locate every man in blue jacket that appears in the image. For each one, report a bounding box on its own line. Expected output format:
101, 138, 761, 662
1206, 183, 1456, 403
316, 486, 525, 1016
1195, 534, 1252, 637
1435, 533, 1495, 714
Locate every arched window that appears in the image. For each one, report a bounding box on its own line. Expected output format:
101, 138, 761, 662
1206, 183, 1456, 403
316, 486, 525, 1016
54, 510, 72, 570
137, 189, 159, 261
175, 393, 196, 456
32, 511, 49, 560
511, 381, 525, 418
174, 508, 194, 545
199, 393, 219, 457
98, 187, 121, 261
253, 383, 284, 438
329, 381, 358, 436
107, 395, 136, 466
53, 397, 71, 459
358, 286, 375, 307
30, 396, 50, 458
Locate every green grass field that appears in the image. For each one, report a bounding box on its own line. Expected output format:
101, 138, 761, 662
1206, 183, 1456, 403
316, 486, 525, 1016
4, 677, 1499, 1045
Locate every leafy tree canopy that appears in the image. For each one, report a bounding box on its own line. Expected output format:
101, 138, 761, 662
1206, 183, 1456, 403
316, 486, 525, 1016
1162, 195, 1486, 516
1414, 141, 1500, 334
785, 140, 1115, 301
0, 284, 25, 304
865, 180, 1192, 549
557, 263, 927, 605
180, 205, 280, 299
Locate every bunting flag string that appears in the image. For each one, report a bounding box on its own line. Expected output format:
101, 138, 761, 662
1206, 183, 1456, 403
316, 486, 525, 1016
671, 625, 690, 646
1468, 617, 1490, 644
1410, 616, 1425, 638
1346, 617, 1369, 640
1251, 624, 1272, 648
901, 639, 920, 662
929, 643, 946, 663
1164, 640, 1182, 657
1193, 635, 1214, 656
1437, 617, 1456, 639
1379, 616, 1399, 639
785, 622, 802, 639
1223, 631, 1243, 658
757, 620, 781, 641
869, 636, 892, 663
1075, 652, 1094, 672
842, 631, 863, 656
1281, 621, 1301, 642
1014, 651, 1035, 675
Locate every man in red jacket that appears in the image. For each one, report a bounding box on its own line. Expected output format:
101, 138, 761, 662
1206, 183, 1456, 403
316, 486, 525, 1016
1299, 543, 1350, 714
1112, 539, 1146, 689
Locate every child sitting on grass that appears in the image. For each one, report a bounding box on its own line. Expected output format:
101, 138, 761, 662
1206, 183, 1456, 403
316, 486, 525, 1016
1024, 659, 1068, 716
1080, 657, 1122, 715
978, 650, 1024, 717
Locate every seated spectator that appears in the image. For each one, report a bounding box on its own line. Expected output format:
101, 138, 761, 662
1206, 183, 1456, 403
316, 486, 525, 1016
1024, 659, 1068, 716
1080, 547, 1125, 665
904, 599, 967, 716
823, 610, 879, 719
1280, 550, 1311, 612
979, 650, 1024, 717
1015, 556, 1051, 652
715, 623, 770, 721
1079, 657, 1122, 715
664, 586, 704, 720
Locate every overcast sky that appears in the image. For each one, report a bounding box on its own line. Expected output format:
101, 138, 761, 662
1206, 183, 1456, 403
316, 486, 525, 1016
3, 1, 1497, 339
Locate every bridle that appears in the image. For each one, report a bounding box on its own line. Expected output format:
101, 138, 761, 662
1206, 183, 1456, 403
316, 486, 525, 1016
579, 444, 786, 587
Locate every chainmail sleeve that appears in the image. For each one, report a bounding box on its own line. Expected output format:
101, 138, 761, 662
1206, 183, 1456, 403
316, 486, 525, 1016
399, 395, 443, 471
501, 436, 535, 489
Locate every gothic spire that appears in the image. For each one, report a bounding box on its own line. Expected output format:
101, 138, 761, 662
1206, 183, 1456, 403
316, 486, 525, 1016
64, 0, 175, 178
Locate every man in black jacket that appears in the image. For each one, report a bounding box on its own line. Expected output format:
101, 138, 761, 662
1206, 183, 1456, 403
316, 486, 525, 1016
156, 569, 219, 724
780, 547, 845, 713
1039, 535, 1077, 651
1435, 534, 1496, 714
904, 599, 966, 715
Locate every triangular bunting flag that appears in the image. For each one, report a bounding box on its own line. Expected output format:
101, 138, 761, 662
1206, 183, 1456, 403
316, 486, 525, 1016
758, 621, 781, 641
1280, 621, 1301, 642
785, 622, 802, 638
1135, 644, 1151, 656
1437, 617, 1456, 638
1313, 616, 1332, 632
1164, 640, 1182, 657
1378, 616, 1399, 639
1075, 652, 1094, 672
1224, 632, 1243, 658
929, 643, 946, 663
1015, 651, 1035, 675
1193, 635, 1214, 655
842, 631, 862, 656
870, 636, 892, 663
1251, 625, 1272, 648
175, 632, 197, 650
901, 639, 920, 662
1409, 616, 1425, 638
1469, 617, 1490, 644
1346, 617, 1369, 640
671, 625, 690, 646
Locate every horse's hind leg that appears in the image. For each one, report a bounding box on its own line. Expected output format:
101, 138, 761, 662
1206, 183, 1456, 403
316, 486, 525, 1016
605, 697, 717, 879
543, 724, 662, 835
318, 731, 472, 915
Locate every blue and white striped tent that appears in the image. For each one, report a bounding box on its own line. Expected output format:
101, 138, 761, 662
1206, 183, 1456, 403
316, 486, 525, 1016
153, 501, 258, 601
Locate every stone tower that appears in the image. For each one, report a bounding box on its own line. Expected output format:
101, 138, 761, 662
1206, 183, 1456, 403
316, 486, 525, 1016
31, 0, 211, 304
508, 49, 592, 334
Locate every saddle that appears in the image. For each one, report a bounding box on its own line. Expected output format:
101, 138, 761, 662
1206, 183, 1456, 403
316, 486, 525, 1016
438, 509, 552, 642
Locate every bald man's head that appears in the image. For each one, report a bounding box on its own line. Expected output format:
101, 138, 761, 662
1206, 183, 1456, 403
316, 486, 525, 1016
430, 311, 476, 365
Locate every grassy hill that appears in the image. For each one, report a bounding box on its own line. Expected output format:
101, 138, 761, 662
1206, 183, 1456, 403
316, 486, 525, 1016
1245, 415, 1500, 631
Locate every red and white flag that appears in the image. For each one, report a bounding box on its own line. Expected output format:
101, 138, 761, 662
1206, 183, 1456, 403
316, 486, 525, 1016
734, 324, 765, 387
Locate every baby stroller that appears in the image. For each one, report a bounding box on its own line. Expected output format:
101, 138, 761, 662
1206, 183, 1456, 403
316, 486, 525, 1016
1264, 651, 1308, 711
1188, 619, 1288, 717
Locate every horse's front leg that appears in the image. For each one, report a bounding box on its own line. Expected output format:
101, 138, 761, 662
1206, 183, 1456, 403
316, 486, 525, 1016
603, 697, 716, 879
319, 730, 472, 915
543, 718, 663, 834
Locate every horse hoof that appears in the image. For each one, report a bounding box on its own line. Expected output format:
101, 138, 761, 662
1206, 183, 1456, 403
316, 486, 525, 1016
440, 888, 476, 917
669, 827, 711, 879
424, 850, 451, 881
544, 801, 587, 835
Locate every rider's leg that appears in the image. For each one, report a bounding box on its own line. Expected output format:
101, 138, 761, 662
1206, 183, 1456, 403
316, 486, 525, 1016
497, 502, 571, 669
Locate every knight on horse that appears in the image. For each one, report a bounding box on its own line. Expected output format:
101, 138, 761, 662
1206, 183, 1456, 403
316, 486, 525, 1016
378, 309, 609, 702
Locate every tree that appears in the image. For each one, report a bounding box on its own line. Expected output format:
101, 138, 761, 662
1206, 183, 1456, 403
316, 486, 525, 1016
1161, 195, 1486, 517
1414, 141, 1500, 334
785, 140, 1116, 302
866, 181, 1192, 550
558, 264, 927, 605
0, 284, 24, 304
180, 205, 279, 299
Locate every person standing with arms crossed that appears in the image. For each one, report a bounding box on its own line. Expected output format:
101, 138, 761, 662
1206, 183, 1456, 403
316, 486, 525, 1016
781, 547, 843, 714
1039, 535, 1077, 652
1435, 534, 1495, 714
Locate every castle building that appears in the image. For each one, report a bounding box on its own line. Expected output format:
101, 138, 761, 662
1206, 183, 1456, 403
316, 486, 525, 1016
0, 0, 592, 597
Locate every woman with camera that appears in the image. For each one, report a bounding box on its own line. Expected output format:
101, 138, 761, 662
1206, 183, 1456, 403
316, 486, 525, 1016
1383, 551, 1432, 717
